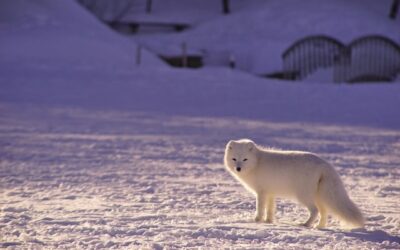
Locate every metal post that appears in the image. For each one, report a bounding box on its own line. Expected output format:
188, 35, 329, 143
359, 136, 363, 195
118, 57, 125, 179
136, 45, 142, 66
146, 0, 153, 13
182, 42, 187, 67
229, 54, 236, 68
222, 0, 230, 14
390, 0, 399, 19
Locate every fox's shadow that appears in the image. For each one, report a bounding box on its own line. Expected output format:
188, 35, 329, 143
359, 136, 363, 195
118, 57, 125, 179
329, 228, 400, 244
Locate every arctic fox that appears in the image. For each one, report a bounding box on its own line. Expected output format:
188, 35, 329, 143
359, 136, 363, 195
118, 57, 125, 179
224, 139, 364, 229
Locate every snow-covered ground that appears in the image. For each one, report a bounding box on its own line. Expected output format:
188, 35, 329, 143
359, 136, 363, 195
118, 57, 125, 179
1, 0, 400, 249
1, 102, 400, 249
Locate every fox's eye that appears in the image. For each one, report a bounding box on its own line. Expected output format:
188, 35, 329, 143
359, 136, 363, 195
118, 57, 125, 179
243, 158, 248, 162
232, 158, 237, 161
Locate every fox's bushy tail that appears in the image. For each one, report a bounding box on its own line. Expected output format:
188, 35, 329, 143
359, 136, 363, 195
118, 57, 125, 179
318, 168, 365, 228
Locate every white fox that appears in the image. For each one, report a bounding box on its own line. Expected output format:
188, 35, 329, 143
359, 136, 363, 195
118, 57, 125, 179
224, 139, 364, 229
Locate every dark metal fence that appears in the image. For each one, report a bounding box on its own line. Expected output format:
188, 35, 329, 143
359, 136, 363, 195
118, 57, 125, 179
282, 35, 345, 80
282, 35, 400, 83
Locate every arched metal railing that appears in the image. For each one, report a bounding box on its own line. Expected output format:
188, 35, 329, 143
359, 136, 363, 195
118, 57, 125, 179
282, 35, 400, 83
282, 35, 346, 80
340, 35, 400, 83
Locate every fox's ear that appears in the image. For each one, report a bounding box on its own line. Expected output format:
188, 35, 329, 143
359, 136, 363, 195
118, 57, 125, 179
247, 141, 255, 151
227, 140, 234, 150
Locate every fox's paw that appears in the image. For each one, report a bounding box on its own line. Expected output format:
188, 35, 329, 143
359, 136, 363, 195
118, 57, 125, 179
299, 222, 313, 228
254, 215, 263, 223
266, 218, 274, 224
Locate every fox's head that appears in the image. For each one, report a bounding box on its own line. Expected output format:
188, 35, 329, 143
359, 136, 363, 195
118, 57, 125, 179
224, 139, 258, 174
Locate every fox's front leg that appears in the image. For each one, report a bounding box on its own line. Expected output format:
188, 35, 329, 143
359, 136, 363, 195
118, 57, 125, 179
254, 193, 267, 222
266, 195, 275, 223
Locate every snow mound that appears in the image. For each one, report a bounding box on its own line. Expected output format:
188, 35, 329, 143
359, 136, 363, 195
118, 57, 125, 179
0, 0, 165, 70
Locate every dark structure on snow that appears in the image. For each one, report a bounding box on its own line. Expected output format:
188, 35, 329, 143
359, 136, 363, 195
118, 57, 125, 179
282, 35, 400, 83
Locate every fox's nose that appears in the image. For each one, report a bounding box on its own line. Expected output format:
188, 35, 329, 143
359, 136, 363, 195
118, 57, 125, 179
236, 167, 241, 172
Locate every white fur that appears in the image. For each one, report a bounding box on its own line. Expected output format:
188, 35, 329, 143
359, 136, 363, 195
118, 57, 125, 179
224, 139, 364, 229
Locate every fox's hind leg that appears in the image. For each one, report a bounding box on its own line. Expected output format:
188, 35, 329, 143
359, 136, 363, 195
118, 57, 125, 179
302, 204, 318, 227
298, 196, 319, 227
316, 201, 327, 228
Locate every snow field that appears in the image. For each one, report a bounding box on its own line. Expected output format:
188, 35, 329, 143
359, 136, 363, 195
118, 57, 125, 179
1, 105, 399, 249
